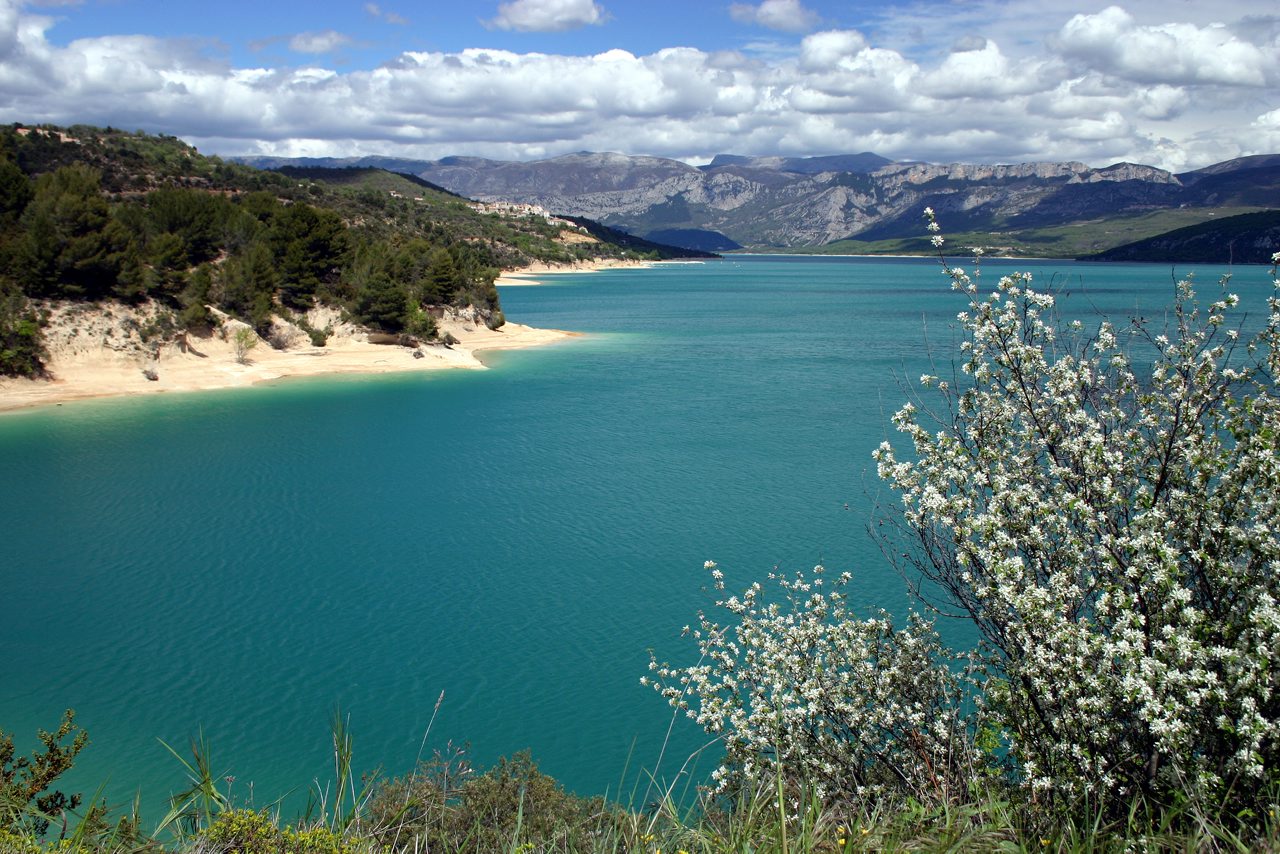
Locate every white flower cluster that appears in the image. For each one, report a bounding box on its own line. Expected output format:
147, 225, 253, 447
872, 227, 1280, 809
645, 563, 984, 802
650, 223, 1280, 818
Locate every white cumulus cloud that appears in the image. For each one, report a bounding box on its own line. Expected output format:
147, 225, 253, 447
288, 30, 352, 55
0, 0, 1275, 171
919, 41, 1043, 99
730, 0, 822, 33
1055, 5, 1272, 87
488, 0, 606, 32
798, 30, 867, 70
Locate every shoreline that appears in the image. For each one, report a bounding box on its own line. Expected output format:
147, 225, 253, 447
495, 257, 698, 286
1, 257, 694, 413
725, 250, 1062, 261
0, 303, 580, 414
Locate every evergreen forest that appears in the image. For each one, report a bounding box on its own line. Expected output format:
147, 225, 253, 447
0, 124, 702, 378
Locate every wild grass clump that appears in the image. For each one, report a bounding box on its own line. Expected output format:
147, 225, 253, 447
3, 710, 1279, 852
364, 748, 627, 852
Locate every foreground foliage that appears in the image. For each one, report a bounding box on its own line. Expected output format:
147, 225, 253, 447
652, 213, 1280, 839
6, 712, 1278, 852
0, 711, 87, 838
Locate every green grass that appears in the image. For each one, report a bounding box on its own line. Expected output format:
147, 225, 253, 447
4, 723, 1279, 853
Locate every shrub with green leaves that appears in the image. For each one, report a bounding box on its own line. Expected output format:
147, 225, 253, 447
365, 748, 619, 852
199, 809, 358, 854
0, 285, 45, 377
875, 219, 1280, 815
653, 213, 1280, 830
0, 711, 88, 838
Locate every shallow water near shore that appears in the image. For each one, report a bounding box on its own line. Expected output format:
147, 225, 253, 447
0, 254, 1273, 821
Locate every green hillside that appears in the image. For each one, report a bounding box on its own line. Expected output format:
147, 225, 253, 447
1084, 209, 1280, 263
803, 206, 1271, 259
0, 124, 706, 377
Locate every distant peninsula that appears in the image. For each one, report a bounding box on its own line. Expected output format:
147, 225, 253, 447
0, 124, 709, 410
1082, 209, 1280, 265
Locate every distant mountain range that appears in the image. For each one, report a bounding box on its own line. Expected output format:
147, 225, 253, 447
236, 152, 1280, 259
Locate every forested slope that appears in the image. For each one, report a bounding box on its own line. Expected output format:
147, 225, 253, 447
1083, 209, 1280, 264
0, 124, 704, 377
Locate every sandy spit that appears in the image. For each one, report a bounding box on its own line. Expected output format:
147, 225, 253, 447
495, 257, 702, 286
0, 302, 579, 413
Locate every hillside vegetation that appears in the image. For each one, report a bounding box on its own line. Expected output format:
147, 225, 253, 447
1085, 209, 1280, 263
801, 206, 1274, 259
0, 124, 706, 378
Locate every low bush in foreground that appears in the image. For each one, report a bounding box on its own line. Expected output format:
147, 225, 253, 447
2, 708, 1279, 851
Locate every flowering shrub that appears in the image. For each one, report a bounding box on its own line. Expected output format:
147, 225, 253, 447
645, 564, 983, 804
874, 215, 1280, 811
653, 212, 1280, 820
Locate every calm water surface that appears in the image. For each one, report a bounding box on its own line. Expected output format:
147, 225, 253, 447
0, 255, 1271, 818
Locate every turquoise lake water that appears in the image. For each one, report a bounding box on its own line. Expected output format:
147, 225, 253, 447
1, 254, 1274, 820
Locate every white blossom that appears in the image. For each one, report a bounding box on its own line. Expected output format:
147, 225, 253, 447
652, 212, 1280, 821
878, 215, 1280, 812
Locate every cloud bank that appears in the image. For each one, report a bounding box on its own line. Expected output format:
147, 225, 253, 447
0, 0, 1276, 171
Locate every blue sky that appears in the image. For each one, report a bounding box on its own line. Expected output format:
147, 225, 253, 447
36, 0, 944, 66
3, 0, 1278, 170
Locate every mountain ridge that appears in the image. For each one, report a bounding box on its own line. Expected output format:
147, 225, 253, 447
235, 151, 1280, 256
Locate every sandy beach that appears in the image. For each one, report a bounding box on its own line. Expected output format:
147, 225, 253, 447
0, 302, 578, 413
0, 256, 703, 413
494, 257, 687, 286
